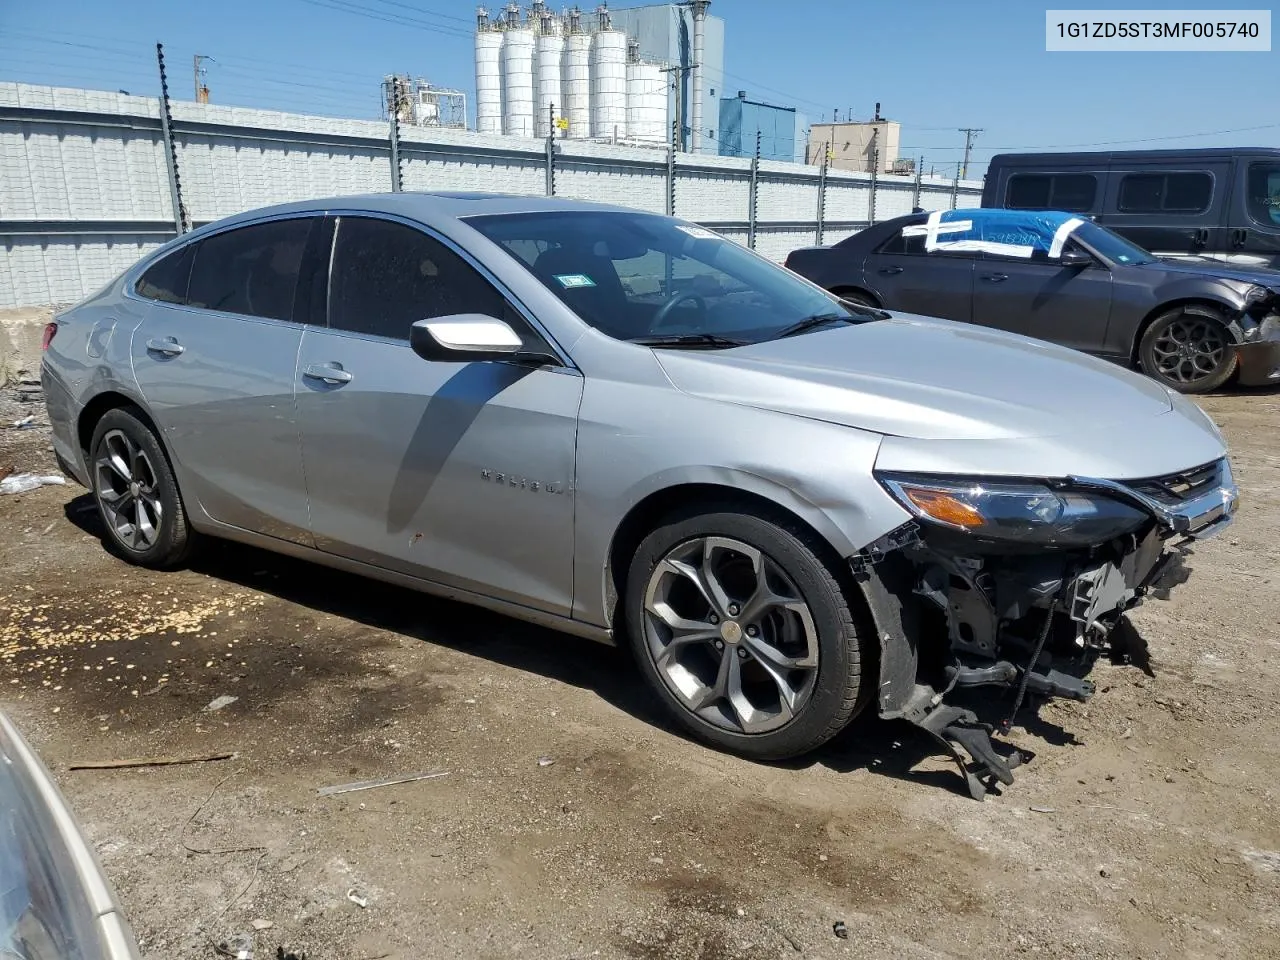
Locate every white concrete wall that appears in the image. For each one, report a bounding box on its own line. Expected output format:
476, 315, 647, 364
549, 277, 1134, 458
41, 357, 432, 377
0, 82, 984, 308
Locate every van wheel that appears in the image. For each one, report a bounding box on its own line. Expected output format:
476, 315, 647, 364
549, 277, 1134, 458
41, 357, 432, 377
1139, 307, 1238, 394
89, 408, 195, 569
624, 504, 868, 761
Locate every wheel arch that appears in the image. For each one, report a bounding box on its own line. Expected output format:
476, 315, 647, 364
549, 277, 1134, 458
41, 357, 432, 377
829, 284, 881, 307
1129, 297, 1244, 367
76, 390, 160, 459
601, 479, 863, 638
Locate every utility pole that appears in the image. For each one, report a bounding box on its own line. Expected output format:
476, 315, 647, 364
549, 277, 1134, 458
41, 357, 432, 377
958, 127, 983, 179
193, 54, 212, 103
747, 128, 760, 249
660, 63, 694, 152
156, 44, 188, 234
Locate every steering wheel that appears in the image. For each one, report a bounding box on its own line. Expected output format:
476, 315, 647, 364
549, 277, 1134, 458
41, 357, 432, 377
652, 292, 708, 330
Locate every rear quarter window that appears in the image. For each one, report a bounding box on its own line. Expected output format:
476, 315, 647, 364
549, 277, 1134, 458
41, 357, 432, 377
1005, 173, 1097, 212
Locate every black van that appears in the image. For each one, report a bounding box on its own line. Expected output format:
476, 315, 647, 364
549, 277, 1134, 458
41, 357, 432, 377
981, 148, 1280, 269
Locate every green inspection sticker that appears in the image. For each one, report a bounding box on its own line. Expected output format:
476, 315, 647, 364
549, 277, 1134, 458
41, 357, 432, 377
554, 273, 596, 289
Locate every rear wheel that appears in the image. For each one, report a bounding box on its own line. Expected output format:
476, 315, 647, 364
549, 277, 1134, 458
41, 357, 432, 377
624, 505, 867, 761
1139, 307, 1238, 394
89, 407, 194, 569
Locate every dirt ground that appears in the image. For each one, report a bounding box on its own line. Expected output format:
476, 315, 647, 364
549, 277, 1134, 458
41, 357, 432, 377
2, 383, 1278, 960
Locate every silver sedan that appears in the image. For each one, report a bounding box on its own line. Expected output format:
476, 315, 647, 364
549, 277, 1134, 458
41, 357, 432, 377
41, 194, 1238, 796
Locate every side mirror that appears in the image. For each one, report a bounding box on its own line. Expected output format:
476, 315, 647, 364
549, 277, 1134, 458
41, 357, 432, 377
409, 314, 523, 363
1058, 248, 1093, 267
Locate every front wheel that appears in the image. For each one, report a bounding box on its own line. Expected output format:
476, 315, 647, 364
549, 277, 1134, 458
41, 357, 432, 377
624, 506, 868, 761
1139, 307, 1238, 394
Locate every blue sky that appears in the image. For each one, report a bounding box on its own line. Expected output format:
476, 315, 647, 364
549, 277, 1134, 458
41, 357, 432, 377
1, 0, 1276, 175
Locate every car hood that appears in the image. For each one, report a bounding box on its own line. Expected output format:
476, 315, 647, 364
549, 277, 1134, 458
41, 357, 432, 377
656, 314, 1175, 441
1150, 258, 1280, 289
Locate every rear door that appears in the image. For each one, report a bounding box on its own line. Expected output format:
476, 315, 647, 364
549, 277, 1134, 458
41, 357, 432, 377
1226, 153, 1280, 269
1103, 163, 1230, 259
129, 216, 316, 543
294, 214, 583, 616
863, 220, 976, 323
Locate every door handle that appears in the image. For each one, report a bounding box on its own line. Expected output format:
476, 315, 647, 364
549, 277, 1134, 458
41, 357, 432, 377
303, 362, 353, 385
1193, 228, 1209, 247
145, 337, 185, 357
980, 273, 1009, 283
878, 265, 904, 275
1232, 229, 1247, 248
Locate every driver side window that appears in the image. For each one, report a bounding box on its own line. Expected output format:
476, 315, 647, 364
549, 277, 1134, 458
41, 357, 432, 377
327, 216, 522, 342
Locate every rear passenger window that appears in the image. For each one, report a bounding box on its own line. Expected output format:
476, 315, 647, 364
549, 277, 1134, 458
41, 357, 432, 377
1118, 173, 1212, 213
327, 217, 506, 340
877, 229, 927, 255
1006, 174, 1097, 212
186, 218, 313, 321
135, 244, 194, 304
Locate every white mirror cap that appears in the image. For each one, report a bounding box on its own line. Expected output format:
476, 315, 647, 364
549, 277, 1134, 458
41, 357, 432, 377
422, 315, 522, 351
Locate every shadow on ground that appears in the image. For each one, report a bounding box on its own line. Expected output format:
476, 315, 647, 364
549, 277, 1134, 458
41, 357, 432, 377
64, 492, 1134, 800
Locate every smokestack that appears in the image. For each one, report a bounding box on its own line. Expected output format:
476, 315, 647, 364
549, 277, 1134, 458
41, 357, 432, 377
689, 0, 709, 153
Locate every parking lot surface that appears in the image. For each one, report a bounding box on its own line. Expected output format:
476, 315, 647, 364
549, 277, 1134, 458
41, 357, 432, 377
2, 387, 1278, 960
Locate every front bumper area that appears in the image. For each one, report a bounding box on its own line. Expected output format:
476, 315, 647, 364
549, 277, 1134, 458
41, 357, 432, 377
855, 459, 1238, 799
1237, 308, 1280, 387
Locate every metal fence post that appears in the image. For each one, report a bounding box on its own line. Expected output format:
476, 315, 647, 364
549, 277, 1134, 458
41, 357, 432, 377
545, 103, 556, 196
951, 161, 960, 210
747, 129, 760, 249
912, 156, 923, 210
868, 146, 879, 225
667, 119, 677, 216
815, 142, 829, 246
155, 43, 188, 234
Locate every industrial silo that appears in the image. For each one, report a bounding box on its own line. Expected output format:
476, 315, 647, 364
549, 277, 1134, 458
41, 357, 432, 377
535, 13, 564, 138
589, 10, 627, 142
561, 9, 592, 139
474, 9, 503, 134
501, 8, 535, 137
625, 41, 666, 143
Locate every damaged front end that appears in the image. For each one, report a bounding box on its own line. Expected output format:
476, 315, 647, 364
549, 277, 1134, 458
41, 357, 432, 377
1238, 285, 1280, 387
854, 459, 1238, 800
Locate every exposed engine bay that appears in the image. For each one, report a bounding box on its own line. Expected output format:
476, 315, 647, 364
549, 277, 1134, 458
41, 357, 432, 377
855, 458, 1238, 799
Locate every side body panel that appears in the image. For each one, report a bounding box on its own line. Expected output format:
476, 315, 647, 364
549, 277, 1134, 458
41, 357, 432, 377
1101, 158, 1231, 259
567, 332, 907, 629
128, 302, 312, 544
973, 257, 1115, 354
295, 328, 585, 616
862, 249, 975, 323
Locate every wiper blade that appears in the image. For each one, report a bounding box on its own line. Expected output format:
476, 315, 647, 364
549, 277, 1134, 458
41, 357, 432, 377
629, 333, 748, 349
773, 313, 856, 339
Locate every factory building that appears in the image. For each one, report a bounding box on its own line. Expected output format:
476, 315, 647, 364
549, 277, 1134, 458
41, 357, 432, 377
717, 92, 808, 164
606, 2, 724, 154
475, 2, 679, 146
807, 116, 903, 173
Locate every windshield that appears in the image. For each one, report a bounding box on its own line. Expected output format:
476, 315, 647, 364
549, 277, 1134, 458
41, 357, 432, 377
466, 211, 862, 344
1073, 220, 1157, 265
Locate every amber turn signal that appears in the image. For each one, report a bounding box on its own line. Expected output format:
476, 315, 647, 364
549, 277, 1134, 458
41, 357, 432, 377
901, 486, 985, 528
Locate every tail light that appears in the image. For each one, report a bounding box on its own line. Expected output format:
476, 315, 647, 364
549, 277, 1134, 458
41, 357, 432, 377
41, 322, 57, 351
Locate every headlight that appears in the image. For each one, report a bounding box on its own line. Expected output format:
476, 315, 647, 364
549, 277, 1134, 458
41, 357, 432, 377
877, 474, 1150, 546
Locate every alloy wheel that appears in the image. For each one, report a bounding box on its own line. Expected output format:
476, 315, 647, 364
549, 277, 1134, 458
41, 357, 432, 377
642, 536, 820, 735
95, 429, 163, 551
1150, 317, 1228, 385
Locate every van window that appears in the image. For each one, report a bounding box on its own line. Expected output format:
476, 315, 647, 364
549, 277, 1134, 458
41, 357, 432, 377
1005, 174, 1097, 212
1246, 163, 1280, 227
1118, 173, 1212, 214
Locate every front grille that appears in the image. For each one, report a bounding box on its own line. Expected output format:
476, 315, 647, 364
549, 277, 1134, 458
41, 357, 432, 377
1128, 459, 1223, 506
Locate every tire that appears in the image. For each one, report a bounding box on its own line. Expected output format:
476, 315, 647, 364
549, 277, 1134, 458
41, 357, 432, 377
834, 289, 880, 309
624, 504, 868, 761
89, 407, 195, 569
1138, 306, 1239, 394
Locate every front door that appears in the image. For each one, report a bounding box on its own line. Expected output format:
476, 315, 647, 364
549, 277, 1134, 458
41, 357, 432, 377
973, 243, 1114, 355
129, 216, 316, 543
294, 214, 583, 616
